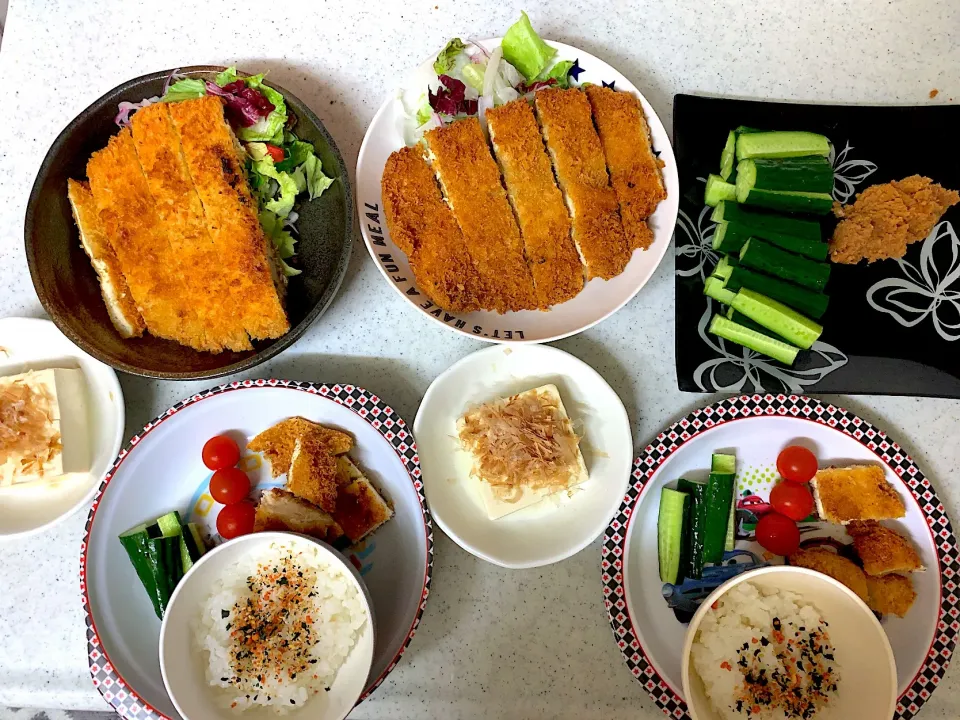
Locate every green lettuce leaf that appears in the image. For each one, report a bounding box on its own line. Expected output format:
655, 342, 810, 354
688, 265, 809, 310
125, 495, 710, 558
415, 96, 433, 126
501, 11, 556, 81
434, 38, 466, 75
258, 210, 301, 277
253, 159, 298, 217
291, 166, 307, 194
461, 63, 486, 91
303, 154, 334, 200
275, 139, 315, 173
538, 59, 574, 89
161, 78, 206, 103
215, 67, 238, 86
245, 142, 269, 161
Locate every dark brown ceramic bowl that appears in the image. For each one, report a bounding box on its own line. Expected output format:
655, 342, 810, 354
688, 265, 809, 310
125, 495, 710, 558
25, 66, 353, 380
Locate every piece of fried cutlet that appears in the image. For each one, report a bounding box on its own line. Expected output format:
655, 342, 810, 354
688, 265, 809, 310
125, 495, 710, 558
333, 455, 394, 543
66, 179, 146, 339
254, 488, 344, 544
486, 99, 583, 308
287, 432, 339, 513
584, 85, 666, 251
811, 465, 906, 524
248, 417, 353, 478
167, 96, 288, 341
86, 128, 209, 347
790, 548, 870, 604
381, 146, 487, 312
846, 520, 924, 576
866, 574, 917, 617
424, 118, 537, 312
534, 88, 631, 280
130, 103, 252, 352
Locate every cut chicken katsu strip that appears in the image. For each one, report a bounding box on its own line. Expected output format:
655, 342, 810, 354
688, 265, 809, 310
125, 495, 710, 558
381, 146, 487, 312
130, 103, 252, 352
66, 179, 146, 339
487, 99, 583, 308
86, 128, 209, 347
167, 96, 289, 340
424, 117, 537, 313
534, 88, 631, 280
585, 85, 665, 251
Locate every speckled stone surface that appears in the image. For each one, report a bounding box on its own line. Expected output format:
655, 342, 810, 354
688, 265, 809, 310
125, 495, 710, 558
0, 0, 959, 717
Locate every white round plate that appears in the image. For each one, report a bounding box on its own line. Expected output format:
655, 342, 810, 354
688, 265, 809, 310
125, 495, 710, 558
82, 380, 432, 720
602, 394, 958, 720
415, 345, 632, 568
356, 38, 679, 343
0, 316, 123, 538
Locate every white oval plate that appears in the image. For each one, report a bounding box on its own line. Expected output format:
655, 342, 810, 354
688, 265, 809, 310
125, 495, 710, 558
0, 316, 123, 538
356, 38, 679, 343
82, 380, 432, 720
602, 394, 957, 720
415, 345, 632, 568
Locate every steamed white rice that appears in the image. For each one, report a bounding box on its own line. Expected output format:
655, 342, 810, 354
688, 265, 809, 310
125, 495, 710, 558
691, 581, 840, 720
194, 541, 367, 713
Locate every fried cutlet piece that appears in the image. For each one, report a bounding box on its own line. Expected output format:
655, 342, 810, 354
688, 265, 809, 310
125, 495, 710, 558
424, 118, 537, 312
66, 180, 146, 338
253, 488, 344, 544
248, 417, 353, 477
790, 548, 870, 604
381, 147, 487, 312
866, 574, 917, 617
811, 465, 906, 524
534, 88, 631, 280
86, 129, 208, 347
830, 175, 960, 264
846, 520, 924, 576
486, 99, 583, 307
287, 432, 339, 513
130, 103, 251, 352
333, 456, 394, 542
584, 85, 666, 251
167, 96, 288, 340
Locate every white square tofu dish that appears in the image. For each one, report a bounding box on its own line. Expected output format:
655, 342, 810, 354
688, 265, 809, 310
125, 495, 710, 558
415, 345, 633, 568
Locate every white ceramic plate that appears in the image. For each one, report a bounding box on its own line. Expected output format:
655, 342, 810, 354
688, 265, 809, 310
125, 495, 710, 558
82, 380, 432, 720
602, 395, 957, 720
356, 38, 679, 343
415, 345, 632, 568
0, 316, 123, 538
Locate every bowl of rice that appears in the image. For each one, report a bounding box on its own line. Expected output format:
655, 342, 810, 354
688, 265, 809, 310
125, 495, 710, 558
159, 532, 374, 720
681, 566, 896, 720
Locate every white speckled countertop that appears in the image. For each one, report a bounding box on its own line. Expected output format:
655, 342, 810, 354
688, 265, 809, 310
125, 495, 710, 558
1, 1, 959, 718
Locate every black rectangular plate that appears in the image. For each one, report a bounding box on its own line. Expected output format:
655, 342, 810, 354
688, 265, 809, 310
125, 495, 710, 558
673, 94, 960, 397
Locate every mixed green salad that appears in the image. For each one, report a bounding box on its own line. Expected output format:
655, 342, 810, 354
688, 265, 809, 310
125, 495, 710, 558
116, 67, 335, 277
403, 11, 583, 143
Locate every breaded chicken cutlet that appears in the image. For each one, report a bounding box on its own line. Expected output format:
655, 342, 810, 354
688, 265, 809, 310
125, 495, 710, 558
846, 520, 924, 576
811, 465, 905, 524
334, 455, 394, 542
486, 99, 583, 307
790, 547, 869, 604
866, 574, 917, 617
288, 432, 341, 513
424, 118, 537, 312
381, 146, 487, 312
248, 417, 353, 477
584, 85, 665, 251
534, 88, 631, 280
830, 175, 960, 264
254, 488, 344, 544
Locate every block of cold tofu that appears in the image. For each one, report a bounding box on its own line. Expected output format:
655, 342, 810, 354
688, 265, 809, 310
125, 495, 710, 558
534, 88, 631, 280
0, 369, 89, 487
424, 118, 538, 313
584, 85, 666, 251
487, 99, 584, 308
811, 465, 906, 524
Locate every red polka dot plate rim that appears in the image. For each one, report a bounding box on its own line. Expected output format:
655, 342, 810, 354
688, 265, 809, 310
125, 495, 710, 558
601, 393, 958, 720
80, 379, 433, 720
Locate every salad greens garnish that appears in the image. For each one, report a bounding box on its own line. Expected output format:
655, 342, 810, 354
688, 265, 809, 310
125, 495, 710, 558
433, 38, 467, 75
501, 11, 557, 81
537, 59, 575, 89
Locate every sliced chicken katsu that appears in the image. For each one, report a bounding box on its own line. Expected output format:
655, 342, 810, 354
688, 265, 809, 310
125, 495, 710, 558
866, 574, 917, 617
167, 96, 288, 341
534, 88, 631, 280
248, 417, 353, 478
584, 85, 666, 251
66, 179, 145, 339
130, 103, 252, 352
86, 128, 208, 347
381, 146, 487, 312
846, 520, 924, 576
333, 455, 394, 543
424, 117, 537, 313
486, 99, 583, 307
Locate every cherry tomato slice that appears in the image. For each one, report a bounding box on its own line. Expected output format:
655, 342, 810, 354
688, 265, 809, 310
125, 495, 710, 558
216, 501, 256, 539
210, 467, 251, 505
770, 481, 815, 521
776, 445, 818, 483
755, 511, 801, 557
202, 435, 240, 471
265, 144, 285, 163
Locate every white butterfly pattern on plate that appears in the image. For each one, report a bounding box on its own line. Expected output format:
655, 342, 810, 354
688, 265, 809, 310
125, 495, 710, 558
830, 141, 878, 204
674, 201, 717, 280
866, 221, 960, 341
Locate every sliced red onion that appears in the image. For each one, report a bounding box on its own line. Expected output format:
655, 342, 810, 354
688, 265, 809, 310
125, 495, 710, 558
114, 97, 160, 128
467, 38, 491, 57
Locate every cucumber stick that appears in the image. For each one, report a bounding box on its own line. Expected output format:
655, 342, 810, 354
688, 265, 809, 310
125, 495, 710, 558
710, 201, 823, 243
731, 288, 823, 349
119, 525, 165, 619
711, 453, 737, 475
737, 157, 834, 195
726, 267, 829, 319
719, 131, 736, 180
735, 131, 830, 160
715, 221, 828, 260
703, 468, 736, 564
711, 453, 738, 553
738, 187, 834, 215
725, 489, 737, 552
725, 306, 791, 342
709, 315, 800, 365
677, 479, 708, 580
705, 174, 737, 206
740, 238, 830, 292
704, 276, 736, 305
712, 256, 738, 281
658, 489, 690, 584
